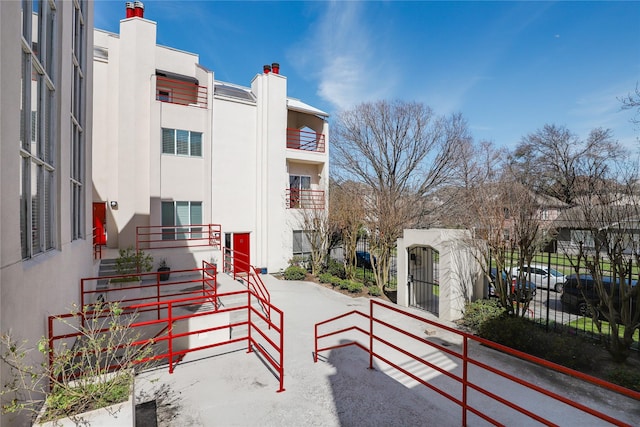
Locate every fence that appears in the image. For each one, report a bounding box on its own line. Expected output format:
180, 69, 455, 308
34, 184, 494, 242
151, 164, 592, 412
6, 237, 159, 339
329, 237, 397, 286
51, 262, 285, 392
315, 299, 639, 426
488, 250, 639, 351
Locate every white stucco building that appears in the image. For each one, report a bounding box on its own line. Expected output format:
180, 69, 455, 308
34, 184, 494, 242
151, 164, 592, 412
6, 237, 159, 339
0, 1, 94, 425
92, 4, 329, 273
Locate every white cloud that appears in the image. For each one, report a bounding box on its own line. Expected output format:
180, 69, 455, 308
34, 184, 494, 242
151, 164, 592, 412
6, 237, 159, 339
290, 1, 396, 111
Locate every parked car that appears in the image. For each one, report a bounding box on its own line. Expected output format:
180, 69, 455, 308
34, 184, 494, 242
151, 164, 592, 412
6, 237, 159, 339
511, 264, 566, 293
488, 268, 537, 301
561, 274, 637, 320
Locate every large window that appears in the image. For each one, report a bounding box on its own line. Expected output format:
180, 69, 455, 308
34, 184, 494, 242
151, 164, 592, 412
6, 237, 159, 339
161, 201, 203, 240
20, 0, 60, 259
162, 128, 202, 157
292, 230, 311, 258
70, 1, 87, 241
289, 174, 311, 209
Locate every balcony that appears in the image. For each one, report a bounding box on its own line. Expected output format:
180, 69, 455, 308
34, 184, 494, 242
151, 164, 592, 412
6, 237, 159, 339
156, 76, 208, 109
286, 189, 325, 210
286, 128, 325, 153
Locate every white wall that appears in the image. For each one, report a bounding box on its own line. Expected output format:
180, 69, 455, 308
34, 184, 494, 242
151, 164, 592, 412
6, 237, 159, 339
397, 229, 483, 322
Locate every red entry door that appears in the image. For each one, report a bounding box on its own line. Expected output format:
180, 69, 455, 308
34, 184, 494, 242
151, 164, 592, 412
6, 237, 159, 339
93, 203, 107, 245
233, 233, 250, 275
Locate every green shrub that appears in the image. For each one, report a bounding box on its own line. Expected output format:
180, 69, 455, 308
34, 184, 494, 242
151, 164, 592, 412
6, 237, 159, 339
283, 265, 307, 280
608, 367, 640, 392
368, 285, 381, 296
318, 273, 333, 283
329, 276, 342, 288
338, 279, 351, 290
326, 259, 346, 279
478, 316, 595, 371
461, 299, 505, 332
347, 281, 363, 293
115, 246, 153, 275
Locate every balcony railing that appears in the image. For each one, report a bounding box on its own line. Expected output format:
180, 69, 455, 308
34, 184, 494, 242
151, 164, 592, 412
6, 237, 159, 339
286, 128, 325, 153
286, 189, 325, 210
156, 76, 208, 108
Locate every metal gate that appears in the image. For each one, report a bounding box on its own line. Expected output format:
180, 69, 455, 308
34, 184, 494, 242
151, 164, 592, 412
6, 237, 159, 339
408, 246, 439, 316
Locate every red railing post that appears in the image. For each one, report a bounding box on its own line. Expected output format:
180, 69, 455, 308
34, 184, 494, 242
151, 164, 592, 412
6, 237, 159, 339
168, 301, 174, 374
47, 315, 55, 391
369, 300, 374, 369
462, 335, 468, 427
156, 274, 161, 321
247, 291, 253, 354
278, 308, 285, 393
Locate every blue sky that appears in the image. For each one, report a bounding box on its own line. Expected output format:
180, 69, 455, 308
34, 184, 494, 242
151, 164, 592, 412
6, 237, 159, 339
94, 0, 640, 150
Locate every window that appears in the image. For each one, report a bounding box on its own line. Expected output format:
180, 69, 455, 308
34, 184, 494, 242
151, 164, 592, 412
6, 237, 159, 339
161, 201, 202, 240
289, 175, 311, 208
292, 230, 311, 257
20, 0, 61, 259
161, 128, 202, 157
70, 1, 87, 241
158, 90, 171, 102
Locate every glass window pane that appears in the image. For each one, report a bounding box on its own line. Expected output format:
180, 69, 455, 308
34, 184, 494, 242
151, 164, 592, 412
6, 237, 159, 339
161, 201, 175, 240
301, 176, 311, 189
176, 130, 189, 155
190, 132, 202, 157
176, 201, 189, 239
162, 128, 174, 154
191, 202, 202, 238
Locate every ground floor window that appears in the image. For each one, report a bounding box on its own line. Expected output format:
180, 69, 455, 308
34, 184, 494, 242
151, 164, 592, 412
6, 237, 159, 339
161, 201, 202, 240
292, 230, 312, 258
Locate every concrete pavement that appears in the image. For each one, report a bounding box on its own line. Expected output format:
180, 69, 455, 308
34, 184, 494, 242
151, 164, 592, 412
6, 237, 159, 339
134, 273, 639, 426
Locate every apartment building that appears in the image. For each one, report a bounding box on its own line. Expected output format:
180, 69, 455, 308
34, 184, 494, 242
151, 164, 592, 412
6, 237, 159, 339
92, 3, 329, 273
0, 1, 94, 424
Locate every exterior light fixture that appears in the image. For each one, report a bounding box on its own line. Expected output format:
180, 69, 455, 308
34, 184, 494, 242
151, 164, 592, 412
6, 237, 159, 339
110, 201, 118, 209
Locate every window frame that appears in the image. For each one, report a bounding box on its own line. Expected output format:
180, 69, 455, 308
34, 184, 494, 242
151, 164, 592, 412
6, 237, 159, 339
161, 127, 203, 157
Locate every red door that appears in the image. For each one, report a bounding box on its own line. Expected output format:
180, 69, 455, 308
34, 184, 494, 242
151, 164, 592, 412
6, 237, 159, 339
233, 233, 250, 275
93, 203, 107, 245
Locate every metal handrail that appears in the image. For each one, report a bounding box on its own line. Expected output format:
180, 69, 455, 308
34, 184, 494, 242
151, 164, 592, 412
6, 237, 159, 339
156, 76, 208, 108
286, 128, 326, 153
136, 224, 221, 251
222, 246, 271, 321
314, 299, 639, 426
50, 268, 285, 392
286, 188, 325, 210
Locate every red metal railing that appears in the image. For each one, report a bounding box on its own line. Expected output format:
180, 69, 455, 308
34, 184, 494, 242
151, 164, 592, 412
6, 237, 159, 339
92, 227, 102, 260
286, 188, 325, 210
156, 76, 208, 108
50, 264, 285, 392
315, 299, 640, 427
286, 128, 326, 153
222, 246, 271, 322
136, 224, 221, 251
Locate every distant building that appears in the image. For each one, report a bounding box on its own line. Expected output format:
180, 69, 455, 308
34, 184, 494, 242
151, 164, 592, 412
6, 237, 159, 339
92, 4, 329, 273
0, 1, 94, 425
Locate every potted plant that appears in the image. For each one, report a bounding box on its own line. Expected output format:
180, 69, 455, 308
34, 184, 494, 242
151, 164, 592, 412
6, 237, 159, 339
157, 259, 171, 281
111, 246, 153, 285
0, 302, 152, 426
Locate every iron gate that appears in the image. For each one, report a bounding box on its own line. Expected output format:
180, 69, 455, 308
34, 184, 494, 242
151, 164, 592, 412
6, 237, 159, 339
408, 246, 440, 316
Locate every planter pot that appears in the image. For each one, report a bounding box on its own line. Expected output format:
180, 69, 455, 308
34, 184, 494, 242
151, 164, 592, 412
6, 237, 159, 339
158, 266, 171, 281
34, 373, 135, 427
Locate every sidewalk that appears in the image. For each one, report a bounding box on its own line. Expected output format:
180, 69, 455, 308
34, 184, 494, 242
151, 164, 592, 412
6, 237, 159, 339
135, 273, 639, 426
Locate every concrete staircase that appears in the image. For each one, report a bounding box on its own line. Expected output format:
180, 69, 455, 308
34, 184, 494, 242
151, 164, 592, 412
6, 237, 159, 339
96, 258, 117, 291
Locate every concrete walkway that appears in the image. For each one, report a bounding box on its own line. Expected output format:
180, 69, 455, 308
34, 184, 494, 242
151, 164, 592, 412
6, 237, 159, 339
135, 273, 639, 426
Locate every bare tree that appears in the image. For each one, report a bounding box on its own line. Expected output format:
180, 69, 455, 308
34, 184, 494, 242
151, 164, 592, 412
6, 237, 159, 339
510, 124, 624, 205
332, 100, 468, 287
619, 82, 640, 125
297, 207, 331, 276
329, 179, 365, 280
561, 158, 640, 362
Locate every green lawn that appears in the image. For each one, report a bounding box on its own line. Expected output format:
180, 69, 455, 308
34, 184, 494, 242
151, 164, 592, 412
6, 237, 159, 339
567, 317, 640, 342
500, 251, 640, 277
